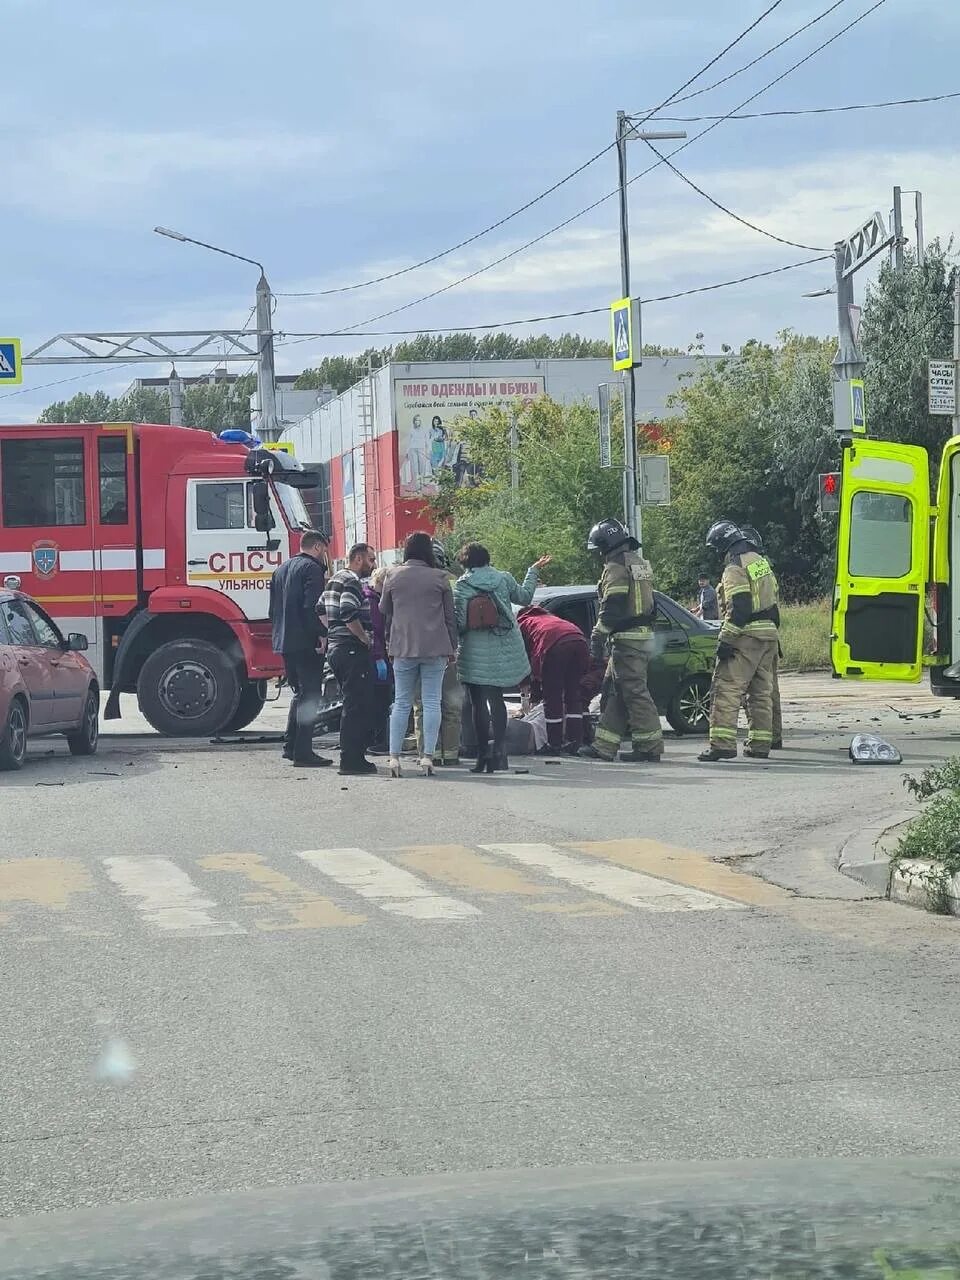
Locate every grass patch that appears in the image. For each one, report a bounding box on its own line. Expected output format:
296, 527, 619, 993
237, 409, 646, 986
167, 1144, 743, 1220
778, 598, 830, 672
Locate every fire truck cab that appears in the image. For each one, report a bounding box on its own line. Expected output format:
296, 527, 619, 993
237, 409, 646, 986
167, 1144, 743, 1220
0, 422, 317, 736
832, 433, 960, 695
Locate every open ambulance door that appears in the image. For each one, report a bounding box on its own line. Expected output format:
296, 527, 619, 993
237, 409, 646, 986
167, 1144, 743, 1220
831, 437, 929, 682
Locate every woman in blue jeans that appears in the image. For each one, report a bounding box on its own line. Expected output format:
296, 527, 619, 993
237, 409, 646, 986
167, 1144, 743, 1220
380, 532, 458, 777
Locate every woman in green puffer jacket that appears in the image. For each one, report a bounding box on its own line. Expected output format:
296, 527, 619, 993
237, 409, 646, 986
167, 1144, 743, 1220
453, 542, 552, 773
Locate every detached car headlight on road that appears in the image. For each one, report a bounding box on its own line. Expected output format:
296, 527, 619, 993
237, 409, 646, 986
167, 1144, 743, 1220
849, 733, 902, 765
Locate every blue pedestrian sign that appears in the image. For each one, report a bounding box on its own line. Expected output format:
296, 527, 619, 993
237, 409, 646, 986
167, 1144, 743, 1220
610, 298, 632, 371
0, 339, 22, 385
850, 378, 866, 434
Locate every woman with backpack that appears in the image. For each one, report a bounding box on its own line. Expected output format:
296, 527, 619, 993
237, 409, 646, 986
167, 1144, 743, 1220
453, 543, 552, 773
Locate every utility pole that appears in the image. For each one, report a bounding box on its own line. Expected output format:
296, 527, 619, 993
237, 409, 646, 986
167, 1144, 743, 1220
616, 111, 638, 544
167, 366, 183, 427
952, 275, 960, 441
614, 112, 686, 545
914, 191, 925, 265
830, 209, 899, 436
833, 240, 865, 388
255, 272, 280, 442
892, 186, 905, 271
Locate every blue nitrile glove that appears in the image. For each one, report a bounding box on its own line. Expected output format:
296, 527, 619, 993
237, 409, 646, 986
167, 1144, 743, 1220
375, 659, 389, 682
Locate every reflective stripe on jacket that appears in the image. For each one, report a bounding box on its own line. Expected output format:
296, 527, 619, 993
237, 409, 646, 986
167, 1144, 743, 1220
595, 552, 655, 642
719, 551, 778, 644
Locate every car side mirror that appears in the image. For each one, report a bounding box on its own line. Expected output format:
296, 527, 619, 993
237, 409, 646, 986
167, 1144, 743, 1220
250, 480, 275, 533
66, 632, 88, 652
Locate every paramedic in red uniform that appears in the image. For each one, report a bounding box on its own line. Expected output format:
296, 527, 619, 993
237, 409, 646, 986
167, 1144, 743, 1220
517, 605, 590, 754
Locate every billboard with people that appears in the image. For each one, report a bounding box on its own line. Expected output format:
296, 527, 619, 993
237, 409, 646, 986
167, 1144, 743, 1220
393, 375, 545, 496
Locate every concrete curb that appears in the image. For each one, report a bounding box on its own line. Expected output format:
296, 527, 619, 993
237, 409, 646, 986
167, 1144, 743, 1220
890, 859, 960, 917
835, 808, 918, 896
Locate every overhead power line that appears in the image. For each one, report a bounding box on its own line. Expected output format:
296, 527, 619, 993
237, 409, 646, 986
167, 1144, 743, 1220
0, 363, 132, 403
641, 141, 829, 252
276, 1, 788, 299
651, 89, 960, 120
275, 254, 831, 341
636, 0, 849, 111
315, 0, 883, 338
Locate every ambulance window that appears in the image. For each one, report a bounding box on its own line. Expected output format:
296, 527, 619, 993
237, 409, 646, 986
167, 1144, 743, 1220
196, 481, 250, 530
848, 493, 913, 578
98, 437, 128, 524
1, 438, 86, 527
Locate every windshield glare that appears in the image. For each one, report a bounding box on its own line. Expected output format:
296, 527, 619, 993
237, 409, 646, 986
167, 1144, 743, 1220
275, 483, 311, 530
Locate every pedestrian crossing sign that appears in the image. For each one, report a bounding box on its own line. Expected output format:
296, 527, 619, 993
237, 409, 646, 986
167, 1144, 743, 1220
610, 298, 633, 371
850, 378, 866, 434
0, 338, 22, 385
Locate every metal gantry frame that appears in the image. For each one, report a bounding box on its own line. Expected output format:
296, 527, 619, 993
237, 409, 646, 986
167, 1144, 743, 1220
23, 329, 261, 365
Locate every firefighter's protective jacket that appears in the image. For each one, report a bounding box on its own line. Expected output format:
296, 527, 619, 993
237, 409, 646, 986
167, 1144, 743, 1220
718, 550, 779, 646
595, 551, 656, 642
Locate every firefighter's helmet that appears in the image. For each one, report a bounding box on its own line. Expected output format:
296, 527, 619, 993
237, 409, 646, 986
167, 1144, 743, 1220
705, 520, 745, 556
587, 517, 639, 556
740, 524, 763, 551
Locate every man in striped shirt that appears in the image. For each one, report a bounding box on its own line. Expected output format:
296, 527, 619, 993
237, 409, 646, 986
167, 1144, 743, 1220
322, 543, 378, 776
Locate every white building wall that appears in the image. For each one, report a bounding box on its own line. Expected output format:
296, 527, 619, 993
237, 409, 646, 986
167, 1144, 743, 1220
280, 355, 718, 462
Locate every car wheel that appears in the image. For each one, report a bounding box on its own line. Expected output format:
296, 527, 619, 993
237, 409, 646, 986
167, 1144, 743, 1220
222, 680, 267, 733
137, 639, 241, 737
667, 674, 711, 735
0, 697, 28, 770
67, 688, 100, 756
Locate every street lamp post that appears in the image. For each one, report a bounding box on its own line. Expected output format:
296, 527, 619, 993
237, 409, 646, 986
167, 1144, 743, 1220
154, 227, 280, 441
615, 115, 686, 544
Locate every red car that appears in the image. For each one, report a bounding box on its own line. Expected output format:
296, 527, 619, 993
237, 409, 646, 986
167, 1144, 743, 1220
0, 582, 99, 770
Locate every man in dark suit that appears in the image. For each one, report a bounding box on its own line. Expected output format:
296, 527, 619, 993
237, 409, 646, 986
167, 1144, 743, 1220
268, 530, 333, 767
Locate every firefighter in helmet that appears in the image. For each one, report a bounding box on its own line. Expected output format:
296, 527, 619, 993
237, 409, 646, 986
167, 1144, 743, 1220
699, 519, 780, 762
578, 517, 663, 762
740, 524, 783, 750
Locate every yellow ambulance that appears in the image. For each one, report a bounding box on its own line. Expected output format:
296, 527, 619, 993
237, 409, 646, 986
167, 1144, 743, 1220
833, 436, 960, 691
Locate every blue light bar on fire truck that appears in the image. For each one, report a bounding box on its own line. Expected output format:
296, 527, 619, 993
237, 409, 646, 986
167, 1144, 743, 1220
217, 429, 318, 489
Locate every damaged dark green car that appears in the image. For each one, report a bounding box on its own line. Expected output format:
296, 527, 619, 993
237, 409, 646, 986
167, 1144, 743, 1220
532, 585, 718, 736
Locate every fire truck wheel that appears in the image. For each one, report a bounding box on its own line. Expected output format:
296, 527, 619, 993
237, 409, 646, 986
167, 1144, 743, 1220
137, 639, 241, 737
0, 697, 28, 771
223, 681, 267, 732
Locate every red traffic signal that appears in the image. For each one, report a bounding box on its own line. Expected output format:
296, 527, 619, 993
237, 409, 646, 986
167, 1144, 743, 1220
819, 471, 841, 514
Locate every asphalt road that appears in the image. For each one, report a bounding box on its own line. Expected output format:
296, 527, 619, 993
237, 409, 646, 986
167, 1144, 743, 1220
2, 674, 959, 1217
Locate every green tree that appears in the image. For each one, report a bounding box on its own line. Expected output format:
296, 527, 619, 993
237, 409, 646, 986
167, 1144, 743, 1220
293, 331, 669, 393
40, 374, 255, 430
433, 396, 623, 583
860, 241, 957, 482
643, 340, 823, 601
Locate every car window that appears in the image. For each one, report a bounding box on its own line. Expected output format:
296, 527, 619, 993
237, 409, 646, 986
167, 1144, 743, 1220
98, 435, 129, 525
21, 601, 62, 648
196, 481, 252, 531
0, 436, 86, 527
1, 599, 38, 646
546, 599, 594, 636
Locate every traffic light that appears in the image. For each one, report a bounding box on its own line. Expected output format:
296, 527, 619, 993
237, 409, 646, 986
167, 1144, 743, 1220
819, 471, 841, 515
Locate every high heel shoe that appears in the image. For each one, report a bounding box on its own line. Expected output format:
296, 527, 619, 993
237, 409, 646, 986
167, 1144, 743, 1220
388, 755, 402, 777
470, 752, 488, 774
417, 756, 434, 776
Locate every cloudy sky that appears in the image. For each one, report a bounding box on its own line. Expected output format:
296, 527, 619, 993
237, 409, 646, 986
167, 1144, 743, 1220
1, 0, 957, 421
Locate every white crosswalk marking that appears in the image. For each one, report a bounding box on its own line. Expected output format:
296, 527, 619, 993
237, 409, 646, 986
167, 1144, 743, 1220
480, 843, 744, 913
296, 848, 481, 921
101, 857, 244, 936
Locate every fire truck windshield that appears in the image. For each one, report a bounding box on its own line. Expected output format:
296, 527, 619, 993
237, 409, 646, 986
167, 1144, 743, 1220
276, 483, 311, 531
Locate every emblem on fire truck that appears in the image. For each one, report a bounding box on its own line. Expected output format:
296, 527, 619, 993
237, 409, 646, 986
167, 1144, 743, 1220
31, 540, 59, 578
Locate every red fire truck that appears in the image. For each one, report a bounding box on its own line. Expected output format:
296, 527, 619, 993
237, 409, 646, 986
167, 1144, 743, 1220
0, 422, 317, 736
